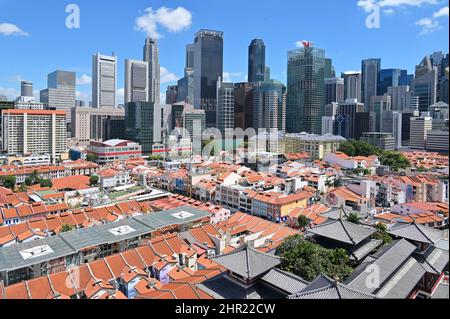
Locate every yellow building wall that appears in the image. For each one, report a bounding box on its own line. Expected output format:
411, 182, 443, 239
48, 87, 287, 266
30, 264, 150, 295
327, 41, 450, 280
280, 198, 309, 217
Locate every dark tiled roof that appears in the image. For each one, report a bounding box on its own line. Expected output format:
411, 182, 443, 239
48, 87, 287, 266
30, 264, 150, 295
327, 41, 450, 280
388, 223, 444, 245
308, 219, 376, 245
289, 275, 376, 299
260, 269, 309, 294
212, 245, 281, 280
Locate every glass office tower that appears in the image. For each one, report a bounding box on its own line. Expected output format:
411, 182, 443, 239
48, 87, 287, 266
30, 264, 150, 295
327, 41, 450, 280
248, 39, 266, 83
286, 43, 326, 134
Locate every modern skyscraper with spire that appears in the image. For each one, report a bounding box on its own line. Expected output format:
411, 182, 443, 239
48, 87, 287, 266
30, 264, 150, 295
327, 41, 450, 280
143, 37, 160, 106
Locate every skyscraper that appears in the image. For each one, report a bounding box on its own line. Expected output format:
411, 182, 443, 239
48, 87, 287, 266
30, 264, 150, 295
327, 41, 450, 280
248, 39, 266, 83
21, 81, 33, 98
369, 95, 391, 132
165, 86, 178, 105
341, 71, 362, 102
253, 80, 286, 133
412, 56, 437, 113
286, 41, 326, 134
380, 111, 402, 148
92, 53, 117, 108
193, 29, 224, 127
143, 37, 160, 106
234, 82, 255, 129
40, 70, 76, 126
361, 58, 381, 111
216, 79, 235, 137
387, 85, 414, 111
125, 101, 161, 154
378, 69, 411, 95
124, 59, 148, 104
325, 77, 345, 105
177, 44, 195, 105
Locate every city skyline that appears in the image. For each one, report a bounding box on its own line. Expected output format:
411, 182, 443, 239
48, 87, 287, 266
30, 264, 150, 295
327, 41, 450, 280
0, 0, 449, 105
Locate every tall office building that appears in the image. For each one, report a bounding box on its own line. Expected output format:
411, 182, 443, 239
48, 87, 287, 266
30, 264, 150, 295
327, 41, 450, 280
125, 101, 161, 154
177, 44, 195, 105
20, 81, 33, 98
1, 109, 67, 161
92, 53, 117, 108
286, 41, 327, 134
71, 106, 125, 146
361, 58, 381, 111
216, 79, 235, 137
264, 66, 271, 81
248, 39, 266, 83
165, 86, 178, 105
234, 82, 255, 129
334, 99, 365, 140
193, 29, 224, 127
325, 77, 344, 105
412, 56, 437, 113
124, 59, 148, 104
410, 113, 433, 149
380, 111, 402, 149
387, 85, 414, 111
143, 38, 160, 105
253, 80, 286, 133
378, 69, 412, 95
369, 95, 391, 132
341, 72, 362, 102
40, 70, 76, 127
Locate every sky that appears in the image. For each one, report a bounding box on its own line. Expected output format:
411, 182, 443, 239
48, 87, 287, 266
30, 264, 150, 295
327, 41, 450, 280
0, 0, 449, 105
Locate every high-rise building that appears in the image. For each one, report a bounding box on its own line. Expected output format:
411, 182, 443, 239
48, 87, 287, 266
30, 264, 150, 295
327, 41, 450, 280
341, 71, 362, 103
71, 106, 125, 146
378, 69, 412, 95
401, 109, 420, 147
325, 77, 344, 105
40, 70, 76, 128
1, 109, 67, 161
165, 86, 178, 105
361, 132, 395, 151
412, 57, 437, 113
334, 99, 365, 139
124, 59, 148, 104
193, 29, 224, 127
92, 53, 117, 108
286, 41, 327, 134
143, 38, 160, 106
183, 108, 206, 154
177, 44, 195, 105
216, 79, 235, 137
20, 81, 33, 98
410, 113, 433, 149
369, 95, 391, 132
125, 101, 161, 154
253, 80, 286, 133
426, 130, 449, 154
264, 66, 271, 82
387, 85, 414, 111
380, 111, 402, 148
248, 39, 266, 83
234, 82, 255, 130
361, 58, 381, 111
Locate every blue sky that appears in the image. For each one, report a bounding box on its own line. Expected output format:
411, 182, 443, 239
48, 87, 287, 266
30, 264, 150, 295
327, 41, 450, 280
0, 0, 448, 104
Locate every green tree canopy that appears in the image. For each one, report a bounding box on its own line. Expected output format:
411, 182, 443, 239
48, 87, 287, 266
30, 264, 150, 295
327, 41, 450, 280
296, 215, 310, 230
0, 175, 16, 190
86, 154, 97, 163
347, 212, 361, 224
90, 175, 99, 186
60, 224, 75, 233
276, 235, 353, 282
39, 179, 53, 188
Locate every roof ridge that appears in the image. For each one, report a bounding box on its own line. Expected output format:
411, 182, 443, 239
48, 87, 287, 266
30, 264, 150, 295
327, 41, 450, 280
339, 219, 356, 245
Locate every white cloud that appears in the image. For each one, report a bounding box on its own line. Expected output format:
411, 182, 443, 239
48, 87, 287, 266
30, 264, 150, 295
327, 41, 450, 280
160, 67, 179, 83
0, 23, 29, 36
76, 90, 90, 102
416, 5, 448, 35
135, 6, 192, 39
384, 8, 395, 14
116, 88, 124, 105
416, 17, 441, 34
0, 87, 19, 100
76, 74, 92, 85
433, 6, 449, 17
223, 72, 243, 82
357, 0, 439, 12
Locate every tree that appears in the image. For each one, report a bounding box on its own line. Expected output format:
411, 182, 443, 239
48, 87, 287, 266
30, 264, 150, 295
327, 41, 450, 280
0, 175, 16, 190
86, 154, 97, 163
374, 223, 392, 245
296, 215, 310, 230
18, 184, 28, 192
347, 212, 361, 224
90, 175, 99, 186
338, 141, 356, 157
24, 177, 34, 186
276, 235, 353, 281
60, 224, 75, 233
379, 151, 410, 171
39, 179, 53, 188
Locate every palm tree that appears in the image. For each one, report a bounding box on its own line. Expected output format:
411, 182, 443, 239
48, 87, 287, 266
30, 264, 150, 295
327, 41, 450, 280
347, 212, 361, 224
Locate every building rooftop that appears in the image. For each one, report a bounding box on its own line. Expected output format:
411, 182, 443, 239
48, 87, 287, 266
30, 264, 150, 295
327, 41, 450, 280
388, 222, 444, 245
0, 206, 210, 272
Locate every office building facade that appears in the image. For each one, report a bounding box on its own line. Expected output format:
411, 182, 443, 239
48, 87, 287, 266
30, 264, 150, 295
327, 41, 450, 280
248, 39, 266, 83
143, 38, 160, 105
124, 59, 149, 104
92, 53, 117, 108
361, 58, 381, 111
